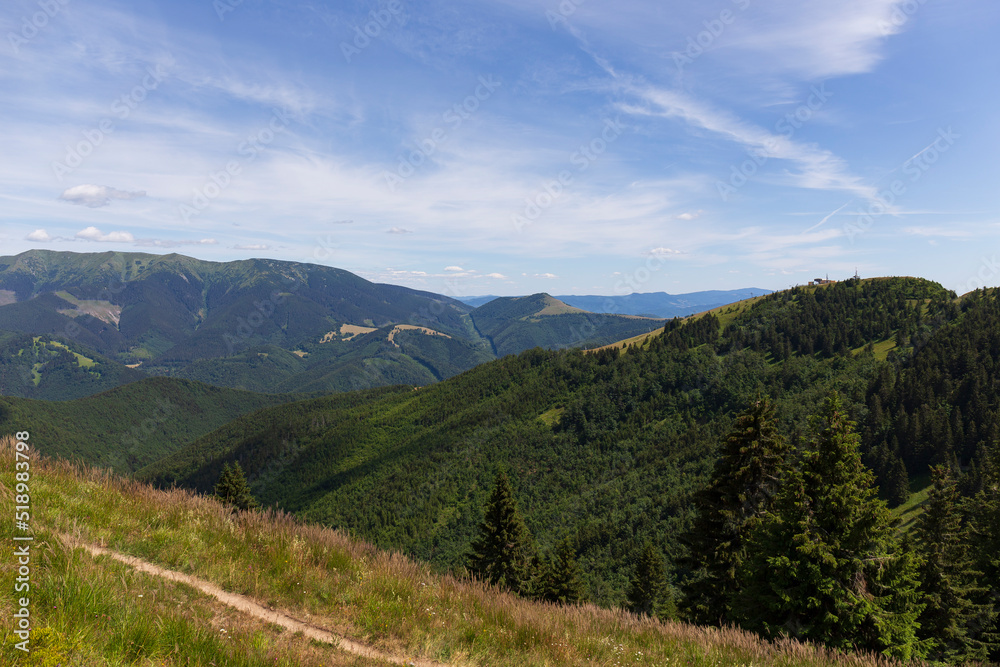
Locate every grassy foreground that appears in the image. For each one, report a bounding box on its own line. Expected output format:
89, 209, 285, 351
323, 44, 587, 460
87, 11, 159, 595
1, 435, 910, 666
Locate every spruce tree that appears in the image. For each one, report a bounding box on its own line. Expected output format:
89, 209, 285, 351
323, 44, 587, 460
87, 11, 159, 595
545, 537, 587, 605
213, 461, 259, 511
967, 449, 1000, 662
737, 395, 924, 661
680, 397, 789, 625
467, 471, 536, 595
914, 465, 996, 663
627, 542, 672, 619
883, 453, 910, 508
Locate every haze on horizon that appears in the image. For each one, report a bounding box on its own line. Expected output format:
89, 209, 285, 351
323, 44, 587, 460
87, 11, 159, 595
1, 0, 997, 297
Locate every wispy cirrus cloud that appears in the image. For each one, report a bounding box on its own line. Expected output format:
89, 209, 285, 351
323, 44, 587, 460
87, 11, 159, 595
618, 86, 879, 203
721, 0, 916, 79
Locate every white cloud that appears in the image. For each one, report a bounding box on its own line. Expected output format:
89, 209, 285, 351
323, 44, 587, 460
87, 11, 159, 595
619, 86, 879, 204
676, 211, 702, 221
75, 226, 136, 243
445, 265, 464, 271
723, 0, 912, 79
486, 272, 507, 279
25, 229, 52, 242
387, 227, 413, 234
59, 185, 147, 208
649, 247, 682, 256
234, 244, 271, 250
534, 272, 558, 279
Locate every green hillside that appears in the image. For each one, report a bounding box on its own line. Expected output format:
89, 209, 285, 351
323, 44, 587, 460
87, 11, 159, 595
0, 330, 144, 400
142, 277, 958, 608
177, 326, 495, 394
0, 376, 306, 473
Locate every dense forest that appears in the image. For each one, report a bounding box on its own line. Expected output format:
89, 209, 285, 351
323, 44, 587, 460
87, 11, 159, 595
12, 275, 1000, 662
138, 280, 971, 580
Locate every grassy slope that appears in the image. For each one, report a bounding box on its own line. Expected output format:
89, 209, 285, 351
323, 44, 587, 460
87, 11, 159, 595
892, 472, 934, 533
590, 294, 766, 353
1, 436, 908, 667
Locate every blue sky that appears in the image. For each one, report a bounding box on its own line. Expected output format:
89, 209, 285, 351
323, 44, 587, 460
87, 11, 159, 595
1, 0, 997, 298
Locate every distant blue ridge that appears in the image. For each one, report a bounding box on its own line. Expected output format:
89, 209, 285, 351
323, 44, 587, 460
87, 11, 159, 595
457, 288, 772, 318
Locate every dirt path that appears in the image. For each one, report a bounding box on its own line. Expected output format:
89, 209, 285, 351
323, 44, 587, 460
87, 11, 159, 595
59, 535, 446, 667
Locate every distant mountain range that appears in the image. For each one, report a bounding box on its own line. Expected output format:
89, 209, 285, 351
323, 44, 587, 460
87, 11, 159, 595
457, 288, 773, 318
0, 250, 669, 399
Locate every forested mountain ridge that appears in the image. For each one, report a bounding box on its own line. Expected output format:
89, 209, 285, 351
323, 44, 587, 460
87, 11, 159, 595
0, 250, 665, 397
11, 273, 1000, 660
457, 287, 772, 317
141, 277, 977, 607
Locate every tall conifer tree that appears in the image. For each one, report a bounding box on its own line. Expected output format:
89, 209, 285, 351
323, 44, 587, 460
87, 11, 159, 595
467, 471, 536, 595
737, 395, 924, 660
545, 537, 587, 605
915, 465, 996, 663
967, 449, 1000, 662
627, 542, 672, 619
681, 397, 789, 624
213, 461, 259, 511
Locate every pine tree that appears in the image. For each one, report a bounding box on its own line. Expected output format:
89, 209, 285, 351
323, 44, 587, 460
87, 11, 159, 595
467, 471, 536, 595
627, 542, 672, 619
681, 397, 790, 625
213, 461, 259, 511
737, 395, 924, 661
914, 465, 996, 663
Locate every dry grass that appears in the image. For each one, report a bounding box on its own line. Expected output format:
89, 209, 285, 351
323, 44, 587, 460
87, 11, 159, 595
0, 434, 919, 666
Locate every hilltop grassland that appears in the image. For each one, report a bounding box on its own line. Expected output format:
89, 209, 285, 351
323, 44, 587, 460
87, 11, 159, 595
1, 435, 916, 667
